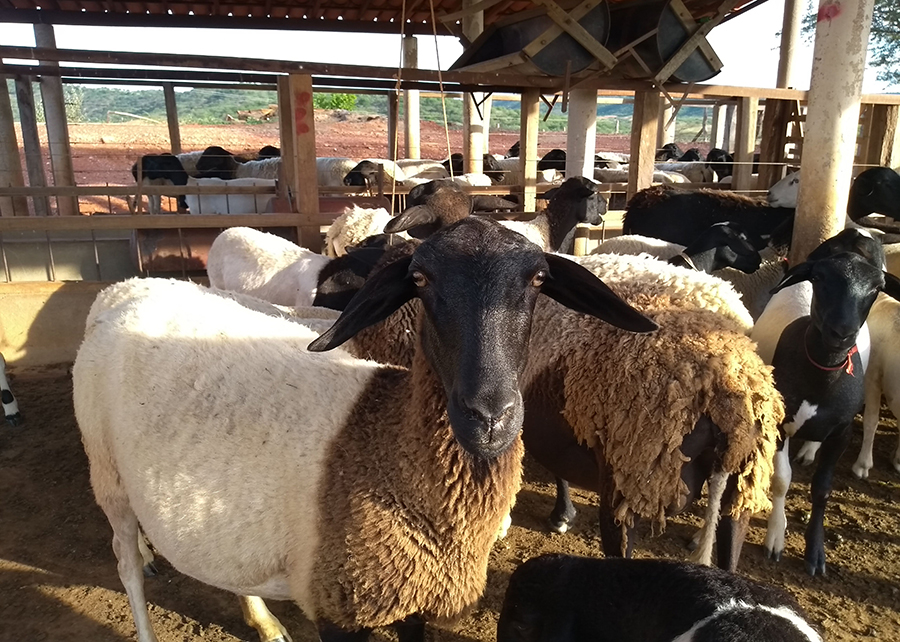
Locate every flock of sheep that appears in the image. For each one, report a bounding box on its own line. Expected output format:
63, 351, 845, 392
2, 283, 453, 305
6, 150, 899, 642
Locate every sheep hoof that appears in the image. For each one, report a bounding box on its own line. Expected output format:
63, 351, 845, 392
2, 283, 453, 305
851, 462, 870, 480
548, 519, 569, 534
765, 548, 782, 563
143, 561, 158, 578
805, 559, 826, 577
4, 413, 23, 427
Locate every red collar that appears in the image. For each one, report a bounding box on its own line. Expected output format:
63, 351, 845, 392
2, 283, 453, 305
804, 339, 859, 376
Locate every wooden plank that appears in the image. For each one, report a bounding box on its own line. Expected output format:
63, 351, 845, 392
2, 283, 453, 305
520, 88, 541, 212
731, 96, 759, 191
667, 0, 723, 71
628, 89, 661, 199
0, 82, 29, 217
288, 74, 322, 252
438, 0, 505, 23
12, 76, 49, 217
163, 83, 182, 155
452, 52, 527, 74
0, 213, 316, 232
860, 104, 900, 168
277, 76, 296, 205
527, 0, 617, 70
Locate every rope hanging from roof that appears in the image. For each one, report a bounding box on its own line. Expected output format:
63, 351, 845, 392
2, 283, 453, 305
428, 0, 454, 177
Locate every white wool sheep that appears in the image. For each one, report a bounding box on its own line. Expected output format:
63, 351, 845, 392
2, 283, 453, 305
185, 177, 277, 215
206, 227, 331, 307
593, 167, 689, 184
73, 217, 650, 642
396, 159, 449, 181
316, 157, 360, 187
234, 157, 282, 180
655, 161, 715, 183
490, 158, 564, 186
176, 150, 205, 178
324, 204, 409, 258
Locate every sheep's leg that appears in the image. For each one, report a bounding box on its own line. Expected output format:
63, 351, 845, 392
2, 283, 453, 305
392, 614, 425, 642
794, 441, 821, 466
689, 471, 728, 567
713, 474, 750, 571
137, 529, 158, 577
0, 353, 22, 426
549, 477, 576, 533
596, 457, 633, 558
239, 595, 292, 642
109, 510, 159, 642
317, 621, 371, 642
764, 437, 792, 562
852, 373, 883, 479
147, 194, 162, 216
805, 423, 852, 577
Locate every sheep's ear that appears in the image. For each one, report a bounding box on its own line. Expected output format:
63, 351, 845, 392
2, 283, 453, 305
882, 272, 900, 301
384, 205, 438, 234
541, 254, 658, 333
770, 261, 813, 294
308, 256, 415, 352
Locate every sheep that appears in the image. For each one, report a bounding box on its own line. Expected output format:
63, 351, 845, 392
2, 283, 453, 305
520, 257, 783, 569
1, 352, 22, 427
852, 293, 900, 478
324, 204, 410, 258
751, 231, 900, 576
258, 145, 281, 159
593, 167, 691, 185
678, 147, 702, 162
395, 159, 449, 181
195, 145, 243, 179
655, 161, 715, 183
316, 157, 360, 187
622, 185, 795, 250
497, 555, 822, 642
72, 216, 655, 642
184, 177, 277, 215
343, 159, 408, 189
130, 153, 191, 214
706, 148, 734, 180
235, 157, 282, 181
656, 142, 682, 160
488, 157, 564, 186
537, 148, 567, 174
206, 227, 331, 307
592, 225, 786, 320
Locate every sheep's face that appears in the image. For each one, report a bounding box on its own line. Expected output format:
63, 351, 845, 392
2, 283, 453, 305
415, 219, 545, 458
343, 160, 378, 187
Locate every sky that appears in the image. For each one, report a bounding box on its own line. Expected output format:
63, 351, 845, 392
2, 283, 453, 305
0, 0, 896, 94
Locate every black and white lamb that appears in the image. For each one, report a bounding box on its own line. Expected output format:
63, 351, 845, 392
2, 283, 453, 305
751, 230, 900, 575
72, 217, 655, 642
1, 352, 22, 426
497, 554, 822, 642
130, 153, 192, 214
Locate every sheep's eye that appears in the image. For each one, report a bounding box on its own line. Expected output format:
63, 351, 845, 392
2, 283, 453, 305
412, 270, 428, 287
531, 270, 546, 287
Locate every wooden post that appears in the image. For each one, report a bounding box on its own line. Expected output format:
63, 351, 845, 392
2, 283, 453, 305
402, 36, 420, 159
0, 80, 29, 217
163, 83, 182, 155
710, 102, 725, 149
731, 97, 758, 191
860, 104, 900, 168
657, 96, 675, 146
519, 88, 540, 212
482, 95, 493, 154
628, 89, 661, 199
777, 0, 803, 88
34, 24, 78, 216
565, 88, 598, 179
462, 0, 485, 174
13, 76, 49, 217
387, 92, 399, 163
791, 0, 875, 265
757, 98, 793, 189
287, 74, 321, 252
723, 103, 736, 151
276, 76, 296, 206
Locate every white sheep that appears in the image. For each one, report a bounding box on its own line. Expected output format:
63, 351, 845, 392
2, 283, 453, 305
324, 204, 410, 258
1, 352, 22, 426
655, 161, 715, 183
316, 157, 360, 187
395, 159, 449, 181
235, 157, 282, 180
185, 177, 277, 215
72, 216, 653, 642
593, 167, 689, 184
206, 227, 331, 307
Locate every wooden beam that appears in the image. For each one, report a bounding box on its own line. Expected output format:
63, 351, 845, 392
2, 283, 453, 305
163, 83, 182, 155
438, 0, 505, 23
277, 76, 296, 206
860, 104, 900, 168
0, 82, 29, 217
403, 35, 420, 159
526, 0, 617, 70
731, 96, 759, 191
13, 76, 49, 217
0, 213, 322, 232
387, 92, 400, 165
756, 98, 793, 189
287, 74, 322, 252
519, 88, 541, 212
667, 0, 723, 71
628, 89, 661, 199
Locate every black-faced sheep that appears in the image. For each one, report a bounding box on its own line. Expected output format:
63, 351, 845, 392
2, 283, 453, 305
130, 153, 190, 214
678, 147, 702, 162
73, 217, 655, 642
752, 230, 900, 576
656, 142, 681, 160
497, 555, 822, 642
706, 147, 734, 180
195, 145, 242, 179
257, 145, 281, 159
623, 185, 795, 250
537, 148, 567, 175
1, 352, 22, 426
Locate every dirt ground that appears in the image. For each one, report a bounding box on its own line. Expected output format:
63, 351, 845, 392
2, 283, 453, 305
1, 367, 899, 642
3, 117, 899, 640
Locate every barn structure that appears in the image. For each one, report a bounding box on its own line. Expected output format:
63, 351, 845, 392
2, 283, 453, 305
0, 0, 897, 367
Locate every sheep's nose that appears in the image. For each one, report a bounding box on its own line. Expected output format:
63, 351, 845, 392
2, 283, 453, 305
463, 396, 517, 431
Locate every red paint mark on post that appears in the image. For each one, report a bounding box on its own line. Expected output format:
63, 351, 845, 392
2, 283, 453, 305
295, 107, 307, 121
298, 91, 311, 105
817, 0, 841, 22
297, 123, 310, 134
